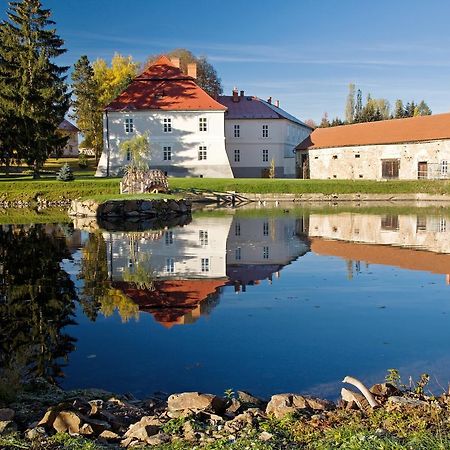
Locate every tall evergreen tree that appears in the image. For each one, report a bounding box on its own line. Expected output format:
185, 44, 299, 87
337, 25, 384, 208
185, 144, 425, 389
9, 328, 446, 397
345, 83, 356, 123
415, 100, 432, 116
71, 56, 103, 162
0, 0, 70, 178
394, 99, 405, 118
354, 89, 363, 122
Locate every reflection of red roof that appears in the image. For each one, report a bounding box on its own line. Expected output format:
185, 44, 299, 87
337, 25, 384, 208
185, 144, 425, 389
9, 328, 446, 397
106, 56, 226, 112
311, 238, 450, 276
114, 279, 226, 327
297, 113, 450, 150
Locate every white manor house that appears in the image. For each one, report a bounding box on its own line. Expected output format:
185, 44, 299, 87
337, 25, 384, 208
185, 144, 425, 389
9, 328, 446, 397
95, 56, 310, 178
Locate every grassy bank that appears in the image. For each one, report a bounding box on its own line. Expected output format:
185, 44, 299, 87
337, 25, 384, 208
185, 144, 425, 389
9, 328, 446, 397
2, 176, 450, 204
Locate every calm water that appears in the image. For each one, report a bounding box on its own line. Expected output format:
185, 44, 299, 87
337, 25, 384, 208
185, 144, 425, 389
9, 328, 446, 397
2, 206, 450, 399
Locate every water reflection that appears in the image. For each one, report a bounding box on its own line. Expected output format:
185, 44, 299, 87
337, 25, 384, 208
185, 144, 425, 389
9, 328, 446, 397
0, 224, 78, 384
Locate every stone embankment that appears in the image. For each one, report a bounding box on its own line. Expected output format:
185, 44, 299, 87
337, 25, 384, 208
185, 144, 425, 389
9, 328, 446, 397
68, 198, 192, 219
1, 377, 446, 449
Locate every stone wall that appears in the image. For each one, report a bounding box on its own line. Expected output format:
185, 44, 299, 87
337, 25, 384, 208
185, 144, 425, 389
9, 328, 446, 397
68, 198, 192, 219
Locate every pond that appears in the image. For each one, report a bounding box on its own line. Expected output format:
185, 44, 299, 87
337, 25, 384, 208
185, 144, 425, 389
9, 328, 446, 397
2, 205, 450, 400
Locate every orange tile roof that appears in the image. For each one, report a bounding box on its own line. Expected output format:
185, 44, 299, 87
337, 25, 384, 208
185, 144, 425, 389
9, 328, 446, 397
311, 238, 450, 276
297, 113, 450, 150
106, 55, 226, 112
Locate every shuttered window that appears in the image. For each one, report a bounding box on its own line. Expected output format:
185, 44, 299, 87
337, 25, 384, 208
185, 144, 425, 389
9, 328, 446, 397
381, 159, 399, 179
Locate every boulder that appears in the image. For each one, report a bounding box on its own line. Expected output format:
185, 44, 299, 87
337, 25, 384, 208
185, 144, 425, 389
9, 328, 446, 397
237, 391, 267, 409
370, 383, 400, 399
168, 392, 227, 415
387, 396, 428, 408
0, 420, 17, 435
52, 411, 83, 434
341, 388, 370, 412
123, 416, 161, 443
266, 394, 334, 418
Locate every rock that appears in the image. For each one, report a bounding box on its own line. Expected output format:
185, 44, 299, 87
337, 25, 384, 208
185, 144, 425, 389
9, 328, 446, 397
52, 411, 83, 434
145, 432, 171, 446
225, 398, 243, 416
99, 429, 120, 441
25, 426, 47, 441
370, 383, 400, 399
88, 399, 103, 416
259, 431, 273, 441
223, 409, 266, 433
0, 408, 15, 421
182, 420, 197, 441
79, 423, 95, 436
266, 393, 333, 418
341, 388, 370, 412
37, 409, 59, 428
123, 416, 161, 443
0, 420, 17, 435
387, 396, 428, 408
237, 391, 267, 409
168, 392, 227, 415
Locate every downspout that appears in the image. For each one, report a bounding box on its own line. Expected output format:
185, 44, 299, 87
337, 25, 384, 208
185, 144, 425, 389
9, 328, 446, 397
105, 110, 111, 177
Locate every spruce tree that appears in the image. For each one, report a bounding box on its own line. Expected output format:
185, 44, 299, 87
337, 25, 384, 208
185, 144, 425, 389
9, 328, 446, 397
71, 56, 103, 162
56, 162, 74, 181
0, 0, 70, 178
394, 99, 405, 118
354, 89, 363, 122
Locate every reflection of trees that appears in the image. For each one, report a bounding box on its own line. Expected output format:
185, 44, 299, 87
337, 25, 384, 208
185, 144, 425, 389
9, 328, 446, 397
0, 225, 77, 383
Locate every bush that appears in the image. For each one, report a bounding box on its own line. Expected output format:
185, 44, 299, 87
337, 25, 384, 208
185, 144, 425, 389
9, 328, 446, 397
78, 153, 88, 169
56, 163, 75, 182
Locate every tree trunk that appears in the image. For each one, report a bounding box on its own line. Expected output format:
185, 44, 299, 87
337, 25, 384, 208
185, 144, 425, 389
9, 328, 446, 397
33, 162, 41, 179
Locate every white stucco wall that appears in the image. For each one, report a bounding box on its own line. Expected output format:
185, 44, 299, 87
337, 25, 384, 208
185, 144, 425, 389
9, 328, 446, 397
298, 139, 450, 180
61, 131, 79, 157
96, 110, 233, 178
225, 119, 311, 178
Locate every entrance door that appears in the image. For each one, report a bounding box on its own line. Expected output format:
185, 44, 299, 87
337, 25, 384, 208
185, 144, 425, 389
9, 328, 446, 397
298, 154, 309, 179
418, 161, 428, 179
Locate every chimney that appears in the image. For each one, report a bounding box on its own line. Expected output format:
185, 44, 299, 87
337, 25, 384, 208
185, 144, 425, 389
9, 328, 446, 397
170, 57, 180, 68
275, 100, 280, 108
267, 96, 272, 104
187, 63, 197, 79
240, 90, 244, 97
232, 87, 239, 102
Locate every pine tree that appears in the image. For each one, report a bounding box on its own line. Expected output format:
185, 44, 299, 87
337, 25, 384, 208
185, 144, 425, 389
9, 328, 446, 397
394, 99, 405, 118
345, 83, 356, 123
0, 0, 70, 178
416, 100, 432, 116
71, 56, 103, 162
57, 163, 74, 181
354, 89, 363, 122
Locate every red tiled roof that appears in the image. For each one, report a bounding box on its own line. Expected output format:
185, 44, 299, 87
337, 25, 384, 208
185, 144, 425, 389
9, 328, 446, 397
297, 113, 450, 150
106, 55, 226, 112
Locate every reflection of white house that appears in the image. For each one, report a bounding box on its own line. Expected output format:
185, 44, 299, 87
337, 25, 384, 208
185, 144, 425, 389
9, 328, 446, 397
104, 216, 233, 280
219, 90, 312, 178
95, 56, 232, 178
226, 216, 310, 289
296, 113, 450, 180
58, 119, 79, 157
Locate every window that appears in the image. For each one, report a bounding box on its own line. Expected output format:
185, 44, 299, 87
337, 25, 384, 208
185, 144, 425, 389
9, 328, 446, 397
165, 231, 173, 245
198, 146, 207, 160
263, 246, 269, 259
235, 247, 241, 260
234, 124, 240, 137
199, 230, 208, 246
381, 215, 399, 231
262, 124, 269, 138
126, 149, 131, 161
201, 258, 210, 272
381, 159, 400, 179
332, 155, 338, 159
163, 118, 172, 133
234, 149, 240, 162
262, 149, 269, 163
235, 222, 241, 236
441, 160, 448, 177
355, 154, 361, 158
124, 118, 134, 133
263, 221, 269, 236
163, 146, 172, 161
416, 216, 427, 232
199, 117, 207, 131
440, 218, 447, 232
165, 258, 175, 274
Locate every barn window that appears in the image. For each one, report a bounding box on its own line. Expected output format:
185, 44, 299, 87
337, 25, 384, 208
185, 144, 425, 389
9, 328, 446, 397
355, 154, 361, 158
441, 160, 448, 177
382, 159, 400, 179
124, 117, 134, 133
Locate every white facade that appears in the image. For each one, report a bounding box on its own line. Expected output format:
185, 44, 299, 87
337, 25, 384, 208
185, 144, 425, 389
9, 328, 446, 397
298, 139, 450, 180
225, 118, 311, 178
96, 110, 233, 178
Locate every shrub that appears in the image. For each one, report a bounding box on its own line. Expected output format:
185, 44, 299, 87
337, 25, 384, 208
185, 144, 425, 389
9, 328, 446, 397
56, 163, 75, 182
78, 153, 88, 169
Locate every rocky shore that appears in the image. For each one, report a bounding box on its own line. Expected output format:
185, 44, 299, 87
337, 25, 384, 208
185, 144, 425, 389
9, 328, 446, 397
2, 377, 450, 449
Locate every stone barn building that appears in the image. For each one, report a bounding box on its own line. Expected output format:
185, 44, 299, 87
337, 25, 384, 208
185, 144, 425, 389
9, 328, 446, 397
296, 113, 450, 180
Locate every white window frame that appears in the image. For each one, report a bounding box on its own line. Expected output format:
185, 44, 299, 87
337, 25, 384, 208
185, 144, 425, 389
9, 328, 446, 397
234, 124, 240, 138
262, 124, 269, 138
165, 257, 175, 273
124, 117, 134, 133
263, 246, 269, 259
163, 118, 172, 133
441, 160, 448, 177
198, 145, 207, 161
165, 231, 173, 245
199, 117, 207, 132
199, 230, 208, 246
262, 149, 269, 163
234, 149, 240, 162
201, 257, 210, 272
163, 146, 172, 161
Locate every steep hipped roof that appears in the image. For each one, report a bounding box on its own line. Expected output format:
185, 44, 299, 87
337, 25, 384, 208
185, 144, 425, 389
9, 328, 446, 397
58, 119, 79, 132
297, 113, 450, 150
218, 95, 311, 127
106, 55, 226, 112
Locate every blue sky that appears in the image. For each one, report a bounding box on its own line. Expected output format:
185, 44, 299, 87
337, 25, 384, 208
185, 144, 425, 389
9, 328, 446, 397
6, 0, 450, 121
